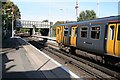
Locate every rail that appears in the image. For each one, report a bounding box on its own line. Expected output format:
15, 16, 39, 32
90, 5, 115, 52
24, 37, 120, 79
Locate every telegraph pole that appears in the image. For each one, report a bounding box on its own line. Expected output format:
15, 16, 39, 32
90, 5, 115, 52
75, 0, 79, 20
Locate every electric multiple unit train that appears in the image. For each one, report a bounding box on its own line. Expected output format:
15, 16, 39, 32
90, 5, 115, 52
56, 16, 120, 59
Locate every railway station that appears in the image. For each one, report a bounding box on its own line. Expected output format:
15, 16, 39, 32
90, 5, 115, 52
2, 37, 80, 79
1, 0, 120, 80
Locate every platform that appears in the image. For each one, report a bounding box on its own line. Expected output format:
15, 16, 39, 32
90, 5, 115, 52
31, 35, 58, 48
1, 37, 80, 79
32, 35, 56, 41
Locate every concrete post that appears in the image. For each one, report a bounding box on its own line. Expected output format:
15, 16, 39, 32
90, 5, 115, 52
32, 27, 35, 35
51, 27, 53, 37
32, 25, 36, 35
48, 27, 51, 37
11, 19, 14, 38
49, 22, 53, 37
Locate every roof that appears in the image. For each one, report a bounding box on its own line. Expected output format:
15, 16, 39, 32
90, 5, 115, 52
55, 16, 120, 26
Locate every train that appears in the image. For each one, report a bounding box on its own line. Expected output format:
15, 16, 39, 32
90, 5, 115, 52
55, 16, 120, 62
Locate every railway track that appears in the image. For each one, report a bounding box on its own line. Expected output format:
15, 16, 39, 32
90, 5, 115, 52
24, 37, 120, 79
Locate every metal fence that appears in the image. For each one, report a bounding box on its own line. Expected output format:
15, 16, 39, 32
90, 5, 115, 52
15, 20, 51, 28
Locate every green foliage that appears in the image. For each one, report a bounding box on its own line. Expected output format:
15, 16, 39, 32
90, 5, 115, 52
40, 28, 49, 36
77, 10, 96, 22
35, 28, 40, 32
2, 0, 21, 20
52, 21, 64, 30
2, 0, 21, 38
42, 20, 49, 22
51, 21, 64, 37
40, 20, 49, 36
19, 28, 29, 33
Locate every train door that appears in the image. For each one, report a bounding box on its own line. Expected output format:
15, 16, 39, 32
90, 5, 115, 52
56, 27, 61, 43
106, 24, 117, 56
63, 26, 69, 45
115, 24, 120, 56
70, 25, 77, 47
62, 26, 65, 43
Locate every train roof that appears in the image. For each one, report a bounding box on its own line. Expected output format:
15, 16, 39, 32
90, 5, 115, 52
55, 16, 120, 26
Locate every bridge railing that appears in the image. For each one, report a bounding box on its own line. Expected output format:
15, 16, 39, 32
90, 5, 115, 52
15, 20, 51, 28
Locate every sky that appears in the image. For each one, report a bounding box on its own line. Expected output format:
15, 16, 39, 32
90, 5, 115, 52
11, 0, 120, 23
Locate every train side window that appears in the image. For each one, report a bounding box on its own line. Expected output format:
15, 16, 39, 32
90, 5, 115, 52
74, 28, 77, 37
117, 25, 120, 40
71, 26, 77, 37
109, 26, 114, 40
80, 27, 88, 38
71, 28, 74, 37
91, 26, 100, 39
64, 27, 68, 36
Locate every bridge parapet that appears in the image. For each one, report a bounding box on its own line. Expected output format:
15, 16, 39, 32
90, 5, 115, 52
15, 20, 51, 28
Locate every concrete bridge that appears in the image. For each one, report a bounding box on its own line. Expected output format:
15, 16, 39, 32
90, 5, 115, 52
15, 19, 53, 36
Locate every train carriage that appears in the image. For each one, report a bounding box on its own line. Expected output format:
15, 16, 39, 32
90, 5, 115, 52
56, 16, 120, 58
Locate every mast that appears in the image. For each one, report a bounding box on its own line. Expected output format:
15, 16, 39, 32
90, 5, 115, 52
75, 0, 79, 20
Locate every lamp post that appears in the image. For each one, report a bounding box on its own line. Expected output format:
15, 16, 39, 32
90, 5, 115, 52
59, 9, 64, 21
97, 0, 100, 18
59, 9, 67, 23
11, 5, 14, 38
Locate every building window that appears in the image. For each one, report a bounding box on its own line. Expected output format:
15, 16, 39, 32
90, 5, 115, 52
80, 27, 88, 38
91, 26, 100, 39
118, 25, 120, 40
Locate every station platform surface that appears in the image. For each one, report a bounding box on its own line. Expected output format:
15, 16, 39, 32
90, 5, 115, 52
32, 35, 56, 41
1, 37, 80, 79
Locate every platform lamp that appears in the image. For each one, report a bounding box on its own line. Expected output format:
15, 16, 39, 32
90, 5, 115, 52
11, 4, 14, 38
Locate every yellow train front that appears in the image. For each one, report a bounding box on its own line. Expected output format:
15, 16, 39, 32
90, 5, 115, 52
56, 16, 120, 59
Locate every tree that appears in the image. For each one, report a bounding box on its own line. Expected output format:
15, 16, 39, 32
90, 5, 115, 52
77, 10, 96, 22
2, 0, 21, 38
2, 1, 21, 21
42, 20, 49, 22
51, 21, 64, 37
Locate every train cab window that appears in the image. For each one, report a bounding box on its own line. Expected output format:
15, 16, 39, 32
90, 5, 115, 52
64, 27, 68, 36
91, 26, 100, 39
109, 26, 114, 40
71, 28, 74, 36
71, 26, 77, 37
75, 28, 77, 37
117, 25, 120, 40
80, 27, 88, 38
